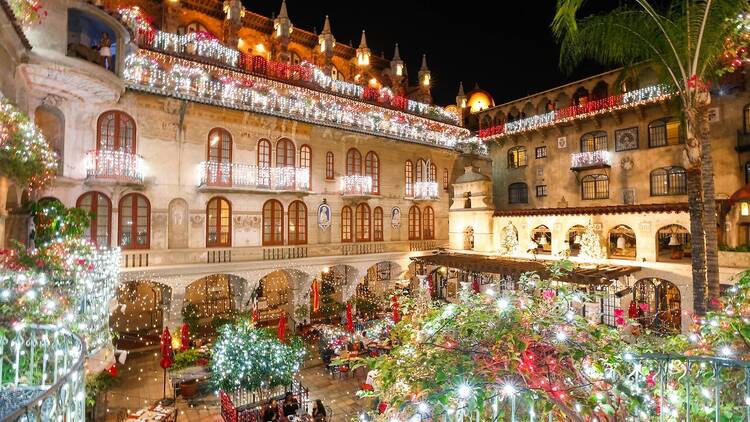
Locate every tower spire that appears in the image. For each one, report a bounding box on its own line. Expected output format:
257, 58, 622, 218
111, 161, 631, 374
420, 54, 429, 71
278, 0, 289, 18
457, 81, 465, 97
359, 30, 368, 49
322, 15, 331, 34
393, 43, 401, 60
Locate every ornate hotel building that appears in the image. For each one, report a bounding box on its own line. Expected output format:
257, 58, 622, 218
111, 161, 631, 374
0, 0, 472, 344
448, 67, 750, 333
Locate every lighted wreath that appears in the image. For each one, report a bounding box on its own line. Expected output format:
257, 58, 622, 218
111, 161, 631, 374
0, 97, 57, 190
210, 320, 306, 393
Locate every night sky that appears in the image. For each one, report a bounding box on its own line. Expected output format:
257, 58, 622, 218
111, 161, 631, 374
244, 0, 610, 107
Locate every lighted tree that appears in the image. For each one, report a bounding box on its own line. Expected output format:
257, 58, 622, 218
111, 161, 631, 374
210, 319, 305, 393
578, 220, 604, 261
497, 221, 519, 256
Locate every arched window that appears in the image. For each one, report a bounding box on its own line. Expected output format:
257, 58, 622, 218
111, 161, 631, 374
76, 191, 111, 246
276, 138, 295, 167
592, 81, 608, 100
355, 203, 371, 242
408, 206, 421, 240
262, 200, 284, 245
207, 128, 232, 185
118, 193, 150, 249
609, 225, 637, 259
341, 206, 353, 242
580, 131, 607, 152
650, 167, 687, 196
507, 147, 527, 168
373, 207, 384, 241
429, 163, 437, 182
648, 118, 683, 147
257, 139, 272, 167
744, 103, 750, 134
206, 197, 231, 247
405, 160, 414, 197
325, 151, 334, 180
288, 200, 307, 245
531, 225, 551, 254
97, 110, 135, 153
35, 105, 64, 175
443, 168, 449, 190
415, 159, 426, 182
581, 174, 609, 199
423, 206, 435, 240
365, 151, 380, 194
299, 144, 311, 189
346, 148, 362, 176
508, 182, 528, 204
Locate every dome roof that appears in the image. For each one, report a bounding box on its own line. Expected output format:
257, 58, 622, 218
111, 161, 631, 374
467, 85, 494, 113
455, 166, 490, 183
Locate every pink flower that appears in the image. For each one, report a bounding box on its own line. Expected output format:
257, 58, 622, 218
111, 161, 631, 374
639, 303, 649, 313
614, 308, 624, 318
615, 317, 625, 326
542, 290, 556, 301
646, 370, 657, 388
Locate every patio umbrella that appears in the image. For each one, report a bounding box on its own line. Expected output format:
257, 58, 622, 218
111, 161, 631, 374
159, 327, 173, 398
346, 302, 354, 332
179, 323, 189, 351
278, 312, 287, 342
472, 275, 480, 294
392, 296, 400, 323
312, 279, 320, 312
252, 305, 259, 323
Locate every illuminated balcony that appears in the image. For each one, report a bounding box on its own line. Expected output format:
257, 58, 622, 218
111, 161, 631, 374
412, 181, 439, 200
340, 175, 373, 196
85, 149, 144, 183
199, 161, 310, 192
570, 150, 612, 171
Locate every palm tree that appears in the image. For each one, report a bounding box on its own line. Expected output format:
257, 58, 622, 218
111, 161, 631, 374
553, 0, 748, 315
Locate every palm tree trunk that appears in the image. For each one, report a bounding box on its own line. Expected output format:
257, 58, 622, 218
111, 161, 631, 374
696, 108, 720, 308
687, 168, 708, 316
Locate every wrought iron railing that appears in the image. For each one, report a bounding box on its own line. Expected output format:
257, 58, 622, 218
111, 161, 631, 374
0, 324, 86, 422
570, 150, 612, 170
340, 175, 373, 196
412, 181, 439, 200
199, 161, 310, 191
85, 149, 144, 182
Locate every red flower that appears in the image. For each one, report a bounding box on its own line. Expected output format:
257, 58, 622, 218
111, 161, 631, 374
646, 370, 657, 388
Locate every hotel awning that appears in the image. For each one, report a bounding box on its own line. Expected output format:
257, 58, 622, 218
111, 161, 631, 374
411, 253, 640, 286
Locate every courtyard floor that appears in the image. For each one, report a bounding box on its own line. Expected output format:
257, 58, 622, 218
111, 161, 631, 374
101, 348, 370, 422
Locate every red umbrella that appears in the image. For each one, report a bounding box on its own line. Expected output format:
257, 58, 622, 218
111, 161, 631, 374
159, 327, 173, 369
252, 305, 259, 323
278, 312, 287, 342
392, 296, 400, 323
180, 323, 189, 351
472, 276, 480, 294
312, 279, 320, 312
427, 274, 434, 297
346, 302, 354, 332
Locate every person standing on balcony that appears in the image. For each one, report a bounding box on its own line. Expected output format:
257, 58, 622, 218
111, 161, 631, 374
99, 32, 112, 70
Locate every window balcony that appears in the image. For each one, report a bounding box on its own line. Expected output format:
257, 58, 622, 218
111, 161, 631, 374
412, 181, 440, 200
340, 175, 373, 196
199, 161, 310, 192
85, 149, 144, 183
570, 150, 612, 171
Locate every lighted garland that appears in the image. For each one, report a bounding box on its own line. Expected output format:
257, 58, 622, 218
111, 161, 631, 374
8, 0, 45, 27
210, 319, 305, 393
0, 97, 57, 190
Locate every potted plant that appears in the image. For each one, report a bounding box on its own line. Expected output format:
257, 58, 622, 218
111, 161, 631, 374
171, 349, 202, 398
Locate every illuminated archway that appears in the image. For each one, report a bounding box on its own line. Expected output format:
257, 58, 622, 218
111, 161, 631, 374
632, 278, 681, 334
656, 224, 691, 262
608, 225, 636, 259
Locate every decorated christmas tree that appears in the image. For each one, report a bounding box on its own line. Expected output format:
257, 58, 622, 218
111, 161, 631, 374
578, 220, 604, 260
497, 221, 519, 256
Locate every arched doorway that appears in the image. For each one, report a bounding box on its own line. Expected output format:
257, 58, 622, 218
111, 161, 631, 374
632, 278, 681, 334
252, 270, 291, 326
110, 280, 171, 348
531, 225, 552, 255
656, 224, 691, 261
463, 226, 474, 250
567, 225, 585, 257
354, 262, 402, 318
311, 265, 353, 323
608, 225, 637, 259
184, 274, 244, 332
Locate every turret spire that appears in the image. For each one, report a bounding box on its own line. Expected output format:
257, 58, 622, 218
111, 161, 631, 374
278, 0, 289, 18
457, 81, 465, 97
393, 43, 401, 60
322, 15, 331, 34
420, 54, 429, 71
359, 30, 368, 49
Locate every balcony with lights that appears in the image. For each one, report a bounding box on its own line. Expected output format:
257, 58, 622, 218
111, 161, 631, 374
570, 150, 612, 171
198, 161, 310, 193
340, 175, 374, 197
410, 181, 440, 201
85, 149, 144, 185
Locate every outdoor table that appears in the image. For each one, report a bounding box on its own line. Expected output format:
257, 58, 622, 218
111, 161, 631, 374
127, 401, 175, 421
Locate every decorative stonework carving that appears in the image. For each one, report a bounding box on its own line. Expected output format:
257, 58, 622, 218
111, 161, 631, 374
152, 213, 168, 227
620, 156, 634, 171
233, 215, 259, 230
41, 94, 64, 108
190, 215, 204, 227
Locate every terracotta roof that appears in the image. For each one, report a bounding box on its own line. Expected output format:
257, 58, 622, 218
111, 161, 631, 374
0, 0, 32, 50
493, 203, 689, 217
729, 184, 750, 205
412, 253, 640, 286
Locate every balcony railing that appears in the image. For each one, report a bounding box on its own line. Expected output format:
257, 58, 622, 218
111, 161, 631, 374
199, 161, 310, 192
570, 150, 612, 170
0, 324, 85, 422
86, 149, 144, 183
340, 175, 373, 196
413, 181, 439, 200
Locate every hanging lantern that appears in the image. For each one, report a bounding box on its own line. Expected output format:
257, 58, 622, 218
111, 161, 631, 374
573, 234, 582, 244
668, 233, 681, 246
538, 235, 548, 245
